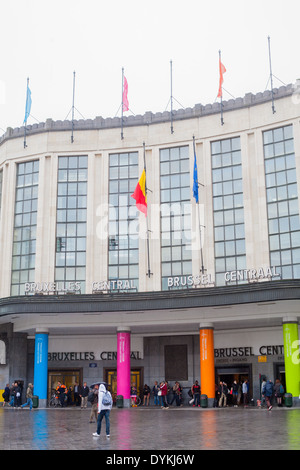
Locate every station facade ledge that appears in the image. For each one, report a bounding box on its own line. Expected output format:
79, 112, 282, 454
0, 280, 299, 316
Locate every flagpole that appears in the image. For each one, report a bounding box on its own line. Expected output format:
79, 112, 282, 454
143, 141, 152, 278
268, 36, 276, 114
170, 60, 174, 134
121, 67, 124, 140
24, 77, 29, 149
193, 136, 205, 274
71, 71, 76, 143
219, 50, 224, 126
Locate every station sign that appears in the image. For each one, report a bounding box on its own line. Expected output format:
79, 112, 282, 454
24, 266, 280, 294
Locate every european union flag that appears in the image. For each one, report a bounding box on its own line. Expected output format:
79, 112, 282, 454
24, 82, 32, 124
193, 149, 199, 203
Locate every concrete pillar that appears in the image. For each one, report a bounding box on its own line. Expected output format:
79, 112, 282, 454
199, 322, 215, 407
117, 327, 131, 408
33, 328, 49, 408
282, 317, 300, 402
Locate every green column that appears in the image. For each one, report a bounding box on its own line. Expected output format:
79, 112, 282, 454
283, 319, 300, 397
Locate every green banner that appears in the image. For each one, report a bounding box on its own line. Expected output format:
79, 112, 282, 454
283, 322, 300, 397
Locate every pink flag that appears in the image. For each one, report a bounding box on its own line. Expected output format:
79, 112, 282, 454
123, 76, 129, 112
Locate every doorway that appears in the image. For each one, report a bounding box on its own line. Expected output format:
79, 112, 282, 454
274, 363, 286, 391
216, 365, 252, 405
104, 368, 143, 403
48, 369, 82, 401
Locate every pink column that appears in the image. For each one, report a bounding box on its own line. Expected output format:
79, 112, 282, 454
117, 327, 131, 405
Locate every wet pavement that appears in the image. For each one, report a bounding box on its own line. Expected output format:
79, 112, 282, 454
0, 405, 300, 451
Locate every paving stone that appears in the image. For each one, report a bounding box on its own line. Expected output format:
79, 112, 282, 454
0, 406, 299, 451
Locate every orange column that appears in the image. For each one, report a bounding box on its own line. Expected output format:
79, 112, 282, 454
200, 323, 215, 403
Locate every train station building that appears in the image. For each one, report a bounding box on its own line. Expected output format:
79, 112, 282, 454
0, 83, 299, 407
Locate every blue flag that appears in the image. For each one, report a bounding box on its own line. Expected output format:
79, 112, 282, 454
193, 147, 199, 203
24, 83, 32, 124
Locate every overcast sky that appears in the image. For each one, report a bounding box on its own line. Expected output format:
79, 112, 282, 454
0, 0, 299, 133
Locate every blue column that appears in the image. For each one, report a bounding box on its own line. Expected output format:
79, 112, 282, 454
33, 329, 49, 408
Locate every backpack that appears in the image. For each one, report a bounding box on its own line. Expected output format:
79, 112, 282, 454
88, 390, 96, 403
102, 390, 112, 406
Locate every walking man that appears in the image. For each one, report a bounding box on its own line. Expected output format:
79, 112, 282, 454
21, 383, 34, 410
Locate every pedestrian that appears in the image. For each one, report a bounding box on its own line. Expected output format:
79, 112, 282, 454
166, 381, 171, 405
142, 384, 151, 406
56, 381, 67, 407
80, 382, 90, 409
89, 384, 99, 423
15, 382, 22, 408
21, 383, 33, 410
74, 382, 80, 406
242, 379, 248, 407
9, 382, 15, 407
274, 379, 284, 407
2, 384, 10, 407
231, 380, 238, 407
93, 383, 112, 438
160, 381, 169, 409
170, 382, 178, 406
130, 383, 138, 407
261, 377, 267, 407
218, 381, 228, 407
192, 380, 201, 407
170, 382, 181, 406
66, 386, 73, 406
237, 382, 242, 406
262, 379, 274, 410
152, 381, 160, 406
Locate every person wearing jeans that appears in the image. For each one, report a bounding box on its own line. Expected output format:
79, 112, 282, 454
21, 383, 33, 410
93, 383, 112, 438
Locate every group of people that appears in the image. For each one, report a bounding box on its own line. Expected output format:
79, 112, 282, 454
260, 378, 285, 410
54, 381, 91, 408
215, 377, 285, 409
216, 380, 247, 408
131, 380, 202, 408
2, 381, 34, 410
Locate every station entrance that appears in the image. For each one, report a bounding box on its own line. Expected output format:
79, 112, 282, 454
216, 365, 251, 405
48, 368, 82, 401
104, 368, 144, 403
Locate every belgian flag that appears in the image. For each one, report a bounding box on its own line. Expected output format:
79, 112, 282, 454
131, 169, 147, 216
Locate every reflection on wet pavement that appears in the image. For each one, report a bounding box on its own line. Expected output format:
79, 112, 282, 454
0, 407, 300, 450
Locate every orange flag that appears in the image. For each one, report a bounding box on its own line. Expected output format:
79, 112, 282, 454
217, 59, 226, 98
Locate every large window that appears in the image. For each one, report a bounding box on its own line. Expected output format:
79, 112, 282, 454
55, 156, 88, 293
211, 137, 246, 285
160, 146, 192, 290
108, 152, 139, 291
11, 160, 39, 295
263, 125, 300, 279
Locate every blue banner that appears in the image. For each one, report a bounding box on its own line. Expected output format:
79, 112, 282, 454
24, 83, 32, 124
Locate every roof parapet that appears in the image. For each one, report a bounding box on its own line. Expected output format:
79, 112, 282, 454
0, 83, 294, 145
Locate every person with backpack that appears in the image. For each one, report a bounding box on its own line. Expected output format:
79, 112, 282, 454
93, 383, 112, 438
262, 379, 274, 411
2, 384, 10, 407
274, 379, 284, 407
